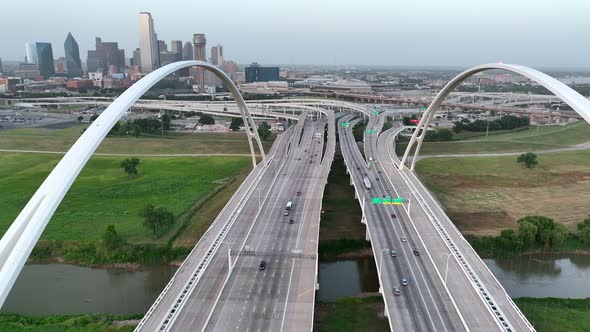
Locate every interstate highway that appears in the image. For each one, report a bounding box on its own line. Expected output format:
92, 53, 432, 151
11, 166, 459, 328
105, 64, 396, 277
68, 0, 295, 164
338, 114, 466, 332
137, 110, 335, 331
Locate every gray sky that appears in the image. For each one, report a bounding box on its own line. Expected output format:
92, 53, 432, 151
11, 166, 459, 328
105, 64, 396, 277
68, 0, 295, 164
2, 0, 589, 67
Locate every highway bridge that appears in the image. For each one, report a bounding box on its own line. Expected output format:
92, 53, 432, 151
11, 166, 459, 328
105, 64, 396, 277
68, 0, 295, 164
3, 62, 590, 331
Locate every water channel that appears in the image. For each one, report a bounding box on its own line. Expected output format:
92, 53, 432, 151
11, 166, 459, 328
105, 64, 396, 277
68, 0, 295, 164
3, 253, 590, 315
1, 263, 177, 315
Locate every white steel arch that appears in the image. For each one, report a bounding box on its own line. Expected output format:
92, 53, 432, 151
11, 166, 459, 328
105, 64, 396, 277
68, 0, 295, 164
400, 63, 590, 170
0, 61, 265, 308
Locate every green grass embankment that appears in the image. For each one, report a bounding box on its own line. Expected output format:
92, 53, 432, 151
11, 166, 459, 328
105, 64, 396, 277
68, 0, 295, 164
314, 297, 389, 332
0, 313, 140, 332
0, 153, 251, 265
514, 298, 590, 332
319, 156, 370, 258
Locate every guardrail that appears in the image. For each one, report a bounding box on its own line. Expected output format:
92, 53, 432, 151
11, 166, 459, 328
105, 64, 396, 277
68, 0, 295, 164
134, 129, 295, 332
385, 126, 531, 332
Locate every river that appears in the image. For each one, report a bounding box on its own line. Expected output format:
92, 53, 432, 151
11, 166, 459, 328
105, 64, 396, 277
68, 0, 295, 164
3, 253, 589, 316
1, 263, 177, 315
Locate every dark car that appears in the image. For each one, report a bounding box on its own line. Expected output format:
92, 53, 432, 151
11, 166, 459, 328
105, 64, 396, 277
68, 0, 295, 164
296, 191, 302, 196
413, 250, 420, 256
259, 260, 267, 270
391, 213, 396, 219
289, 219, 294, 224
378, 170, 381, 174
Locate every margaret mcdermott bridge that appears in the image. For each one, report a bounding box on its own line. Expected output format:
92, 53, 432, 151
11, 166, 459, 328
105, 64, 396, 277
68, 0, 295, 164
2, 61, 590, 331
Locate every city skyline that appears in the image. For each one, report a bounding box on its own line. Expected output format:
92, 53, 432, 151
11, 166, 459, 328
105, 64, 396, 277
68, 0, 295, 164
1, 0, 589, 67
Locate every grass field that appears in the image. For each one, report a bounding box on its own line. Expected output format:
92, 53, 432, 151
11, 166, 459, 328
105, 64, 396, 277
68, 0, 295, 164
415, 149, 590, 236
514, 298, 590, 332
0, 153, 251, 243
0, 125, 273, 155
0, 313, 139, 332
314, 297, 389, 332
397, 121, 590, 156
174, 169, 250, 247
319, 157, 365, 242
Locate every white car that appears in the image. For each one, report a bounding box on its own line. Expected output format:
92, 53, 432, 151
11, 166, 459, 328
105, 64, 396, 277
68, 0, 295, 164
401, 236, 407, 242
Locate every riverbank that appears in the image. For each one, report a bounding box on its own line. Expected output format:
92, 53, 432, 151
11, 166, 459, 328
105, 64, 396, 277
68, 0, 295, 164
314, 296, 389, 332
3, 296, 586, 332
0, 313, 140, 331
514, 298, 590, 332
319, 155, 371, 259
467, 232, 590, 259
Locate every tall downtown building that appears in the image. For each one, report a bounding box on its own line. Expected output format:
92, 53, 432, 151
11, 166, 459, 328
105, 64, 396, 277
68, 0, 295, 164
64, 32, 83, 77
139, 12, 160, 73
25, 43, 37, 64
210, 45, 224, 66
182, 42, 193, 60
192, 33, 207, 93
35, 42, 55, 78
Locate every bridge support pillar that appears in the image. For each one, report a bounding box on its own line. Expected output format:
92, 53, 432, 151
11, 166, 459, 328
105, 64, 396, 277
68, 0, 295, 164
384, 306, 388, 317
365, 228, 370, 241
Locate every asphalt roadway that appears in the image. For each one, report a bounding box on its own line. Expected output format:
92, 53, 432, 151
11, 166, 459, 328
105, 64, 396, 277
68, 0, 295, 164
375, 117, 533, 331
338, 114, 467, 332
137, 110, 335, 332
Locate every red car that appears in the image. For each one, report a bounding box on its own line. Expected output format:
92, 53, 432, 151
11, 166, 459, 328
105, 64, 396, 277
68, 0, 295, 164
296, 191, 302, 196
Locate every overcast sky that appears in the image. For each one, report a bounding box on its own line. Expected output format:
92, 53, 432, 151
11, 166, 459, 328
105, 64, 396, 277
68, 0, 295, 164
1, 0, 589, 67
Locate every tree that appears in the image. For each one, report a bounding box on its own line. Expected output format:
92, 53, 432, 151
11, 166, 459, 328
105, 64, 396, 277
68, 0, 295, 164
230, 118, 244, 131
550, 223, 569, 248
517, 152, 538, 168
140, 204, 175, 239
103, 224, 124, 251
90, 114, 99, 122
577, 215, 590, 231
580, 226, 590, 245
120, 158, 140, 178
77, 115, 84, 123
257, 122, 272, 140
518, 220, 538, 248
437, 129, 453, 141
199, 115, 215, 125
498, 229, 520, 249
161, 114, 171, 130
108, 121, 121, 136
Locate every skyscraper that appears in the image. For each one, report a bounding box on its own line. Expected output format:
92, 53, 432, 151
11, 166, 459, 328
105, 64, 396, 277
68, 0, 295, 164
182, 42, 193, 60
64, 32, 83, 77
158, 40, 167, 53
86, 37, 125, 73
192, 34, 207, 93
139, 12, 159, 73
25, 43, 37, 64
171, 40, 183, 55
210, 45, 224, 66
0, 57, 3, 74
35, 42, 55, 78
245, 63, 280, 83
132, 48, 141, 67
